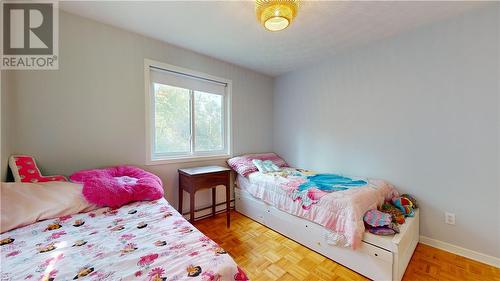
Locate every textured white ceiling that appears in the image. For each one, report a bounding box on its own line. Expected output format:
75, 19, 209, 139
60, 1, 488, 76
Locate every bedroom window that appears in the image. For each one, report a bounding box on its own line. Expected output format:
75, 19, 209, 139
145, 59, 231, 164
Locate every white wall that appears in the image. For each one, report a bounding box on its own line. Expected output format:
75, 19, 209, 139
274, 6, 499, 258
3, 11, 274, 212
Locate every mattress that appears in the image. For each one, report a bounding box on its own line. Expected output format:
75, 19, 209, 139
0, 198, 245, 281
237, 168, 398, 248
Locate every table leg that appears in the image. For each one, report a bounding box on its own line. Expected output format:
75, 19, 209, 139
178, 180, 183, 214
212, 187, 216, 217
226, 178, 230, 228
190, 191, 195, 223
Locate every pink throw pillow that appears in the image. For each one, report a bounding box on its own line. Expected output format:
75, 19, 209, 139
69, 166, 163, 208
227, 153, 288, 176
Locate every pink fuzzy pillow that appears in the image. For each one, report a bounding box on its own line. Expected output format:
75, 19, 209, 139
69, 166, 163, 208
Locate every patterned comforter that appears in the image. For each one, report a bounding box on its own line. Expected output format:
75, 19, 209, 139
237, 168, 398, 249
0, 199, 246, 281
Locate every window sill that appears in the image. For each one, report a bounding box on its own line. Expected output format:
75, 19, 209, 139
146, 154, 231, 165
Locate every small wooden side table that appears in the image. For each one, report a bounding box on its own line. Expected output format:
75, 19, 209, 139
178, 165, 231, 227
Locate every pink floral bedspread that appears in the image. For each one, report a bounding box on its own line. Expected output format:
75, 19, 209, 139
237, 168, 398, 249
0, 199, 247, 281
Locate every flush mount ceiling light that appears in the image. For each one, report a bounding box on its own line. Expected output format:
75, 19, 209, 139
256, 0, 299, 32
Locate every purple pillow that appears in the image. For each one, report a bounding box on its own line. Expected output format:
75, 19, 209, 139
70, 166, 163, 208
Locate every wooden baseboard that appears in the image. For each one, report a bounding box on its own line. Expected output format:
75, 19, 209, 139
419, 236, 500, 268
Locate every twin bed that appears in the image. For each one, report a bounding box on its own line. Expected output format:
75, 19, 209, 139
234, 167, 419, 281
0, 184, 245, 281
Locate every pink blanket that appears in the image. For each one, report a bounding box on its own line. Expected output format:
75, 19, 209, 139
237, 168, 398, 249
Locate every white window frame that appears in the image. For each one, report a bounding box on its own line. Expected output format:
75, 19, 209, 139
144, 59, 232, 165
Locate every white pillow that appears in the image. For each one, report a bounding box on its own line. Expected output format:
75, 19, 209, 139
0, 182, 98, 233
264, 160, 281, 172
252, 159, 268, 172
252, 159, 281, 173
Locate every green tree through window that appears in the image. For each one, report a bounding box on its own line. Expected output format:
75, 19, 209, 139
153, 83, 225, 157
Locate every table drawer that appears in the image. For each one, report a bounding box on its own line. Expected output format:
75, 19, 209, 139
179, 172, 229, 189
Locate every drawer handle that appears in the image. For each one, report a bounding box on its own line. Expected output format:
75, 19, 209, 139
374, 253, 378, 257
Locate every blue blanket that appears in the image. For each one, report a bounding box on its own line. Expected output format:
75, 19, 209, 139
298, 174, 367, 192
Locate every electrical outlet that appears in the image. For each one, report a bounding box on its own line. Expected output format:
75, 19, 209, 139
445, 212, 455, 225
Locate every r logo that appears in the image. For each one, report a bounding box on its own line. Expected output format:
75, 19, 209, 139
3, 3, 53, 55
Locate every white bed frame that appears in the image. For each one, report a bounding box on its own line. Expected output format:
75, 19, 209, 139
235, 187, 419, 281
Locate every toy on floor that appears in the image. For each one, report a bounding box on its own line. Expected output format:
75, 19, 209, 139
69, 165, 163, 208
9, 155, 67, 183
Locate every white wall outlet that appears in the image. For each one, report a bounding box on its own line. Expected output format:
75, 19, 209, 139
445, 212, 455, 225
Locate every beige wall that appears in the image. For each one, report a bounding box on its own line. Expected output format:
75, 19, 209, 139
2, 11, 274, 212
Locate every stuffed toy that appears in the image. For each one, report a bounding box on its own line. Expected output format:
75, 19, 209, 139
401, 194, 418, 208
392, 196, 414, 217
380, 202, 406, 224
9, 155, 67, 183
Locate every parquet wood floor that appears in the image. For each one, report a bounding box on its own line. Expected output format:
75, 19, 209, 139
194, 211, 499, 281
